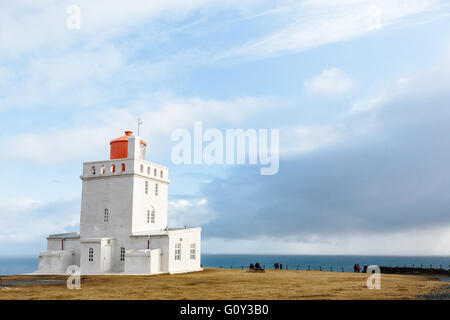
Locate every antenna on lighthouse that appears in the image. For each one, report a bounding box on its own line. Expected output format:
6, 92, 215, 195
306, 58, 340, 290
137, 117, 143, 136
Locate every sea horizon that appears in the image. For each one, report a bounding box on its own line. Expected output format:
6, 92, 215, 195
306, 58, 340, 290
2, 254, 450, 276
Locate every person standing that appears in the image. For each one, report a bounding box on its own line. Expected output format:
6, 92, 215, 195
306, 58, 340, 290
280, 262, 283, 270
356, 264, 361, 273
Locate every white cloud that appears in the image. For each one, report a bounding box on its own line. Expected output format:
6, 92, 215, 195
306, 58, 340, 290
0, 94, 280, 165
25, 46, 124, 92
168, 198, 215, 227
215, 0, 447, 61
304, 67, 354, 96
0, 0, 266, 59
0, 196, 79, 243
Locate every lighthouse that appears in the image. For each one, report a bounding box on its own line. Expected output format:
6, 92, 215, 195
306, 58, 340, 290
37, 131, 202, 275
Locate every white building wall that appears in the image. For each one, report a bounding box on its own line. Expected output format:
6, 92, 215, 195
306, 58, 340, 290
38, 250, 75, 274
47, 238, 81, 265
79, 239, 113, 274
168, 228, 202, 274
124, 249, 151, 274
80, 175, 134, 240
131, 175, 168, 234
128, 236, 169, 273
80, 241, 101, 274
150, 248, 162, 274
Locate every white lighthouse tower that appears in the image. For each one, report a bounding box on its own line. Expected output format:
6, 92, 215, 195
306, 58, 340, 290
37, 131, 202, 275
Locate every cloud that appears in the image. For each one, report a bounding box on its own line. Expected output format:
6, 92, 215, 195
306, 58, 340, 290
0, 197, 80, 244
25, 46, 124, 92
196, 54, 450, 254
0, 0, 270, 60
280, 123, 347, 156
304, 67, 354, 96
168, 198, 215, 227
215, 0, 448, 62
203, 224, 450, 255
0, 94, 280, 165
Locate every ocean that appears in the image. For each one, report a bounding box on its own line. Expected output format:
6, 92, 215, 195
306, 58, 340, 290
1, 255, 450, 275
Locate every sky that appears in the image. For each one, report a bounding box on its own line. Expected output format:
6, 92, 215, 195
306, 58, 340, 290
1, 0, 450, 256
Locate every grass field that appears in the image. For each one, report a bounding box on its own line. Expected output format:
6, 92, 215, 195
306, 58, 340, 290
0, 268, 445, 300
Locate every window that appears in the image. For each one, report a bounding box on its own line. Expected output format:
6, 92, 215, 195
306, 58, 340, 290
104, 209, 109, 222
91, 166, 96, 175
147, 167, 150, 175
160, 170, 163, 179
155, 183, 158, 196
111, 164, 115, 173
88, 248, 94, 262
140, 164, 144, 173
101, 166, 105, 174
190, 244, 196, 260
145, 181, 148, 194
120, 247, 125, 262
175, 243, 181, 261
147, 208, 155, 223
121, 163, 126, 172
154, 168, 157, 176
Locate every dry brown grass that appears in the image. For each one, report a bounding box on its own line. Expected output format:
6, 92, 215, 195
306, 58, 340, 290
0, 268, 444, 300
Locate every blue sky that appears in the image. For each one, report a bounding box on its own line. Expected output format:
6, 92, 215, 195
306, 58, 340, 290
1, 0, 450, 256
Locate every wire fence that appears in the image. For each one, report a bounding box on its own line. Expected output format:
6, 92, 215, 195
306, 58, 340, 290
212, 264, 450, 273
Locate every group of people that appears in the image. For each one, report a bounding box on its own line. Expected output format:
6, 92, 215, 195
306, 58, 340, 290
249, 262, 285, 270
249, 262, 263, 270
353, 264, 368, 273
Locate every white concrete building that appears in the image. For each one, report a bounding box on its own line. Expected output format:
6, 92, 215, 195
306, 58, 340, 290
38, 131, 202, 275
